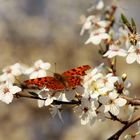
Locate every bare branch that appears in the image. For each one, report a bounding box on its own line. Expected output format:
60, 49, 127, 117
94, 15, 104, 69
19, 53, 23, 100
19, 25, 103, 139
107, 116, 140, 140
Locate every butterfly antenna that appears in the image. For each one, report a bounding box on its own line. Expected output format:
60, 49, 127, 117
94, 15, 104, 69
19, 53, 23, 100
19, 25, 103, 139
54, 62, 57, 73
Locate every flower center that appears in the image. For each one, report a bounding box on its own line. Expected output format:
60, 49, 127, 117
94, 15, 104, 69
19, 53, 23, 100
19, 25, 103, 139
3, 88, 10, 94
6, 68, 12, 74
83, 107, 89, 113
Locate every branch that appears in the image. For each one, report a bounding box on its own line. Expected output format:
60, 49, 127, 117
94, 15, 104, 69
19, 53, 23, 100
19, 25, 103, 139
108, 112, 128, 124
121, 95, 140, 106
14, 92, 81, 105
107, 116, 140, 140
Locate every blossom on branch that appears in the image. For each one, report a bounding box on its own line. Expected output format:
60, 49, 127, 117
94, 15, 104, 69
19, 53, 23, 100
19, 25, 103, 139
103, 42, 127, 58
126, 42, 140, 64
0, 63, 25, 83
0, 82, 21, 104
74, 97, 98, 125
99, 91, 127, 116
25, 59, 51, 79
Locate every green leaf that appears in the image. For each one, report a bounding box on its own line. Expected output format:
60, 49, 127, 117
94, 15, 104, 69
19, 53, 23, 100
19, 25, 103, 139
131, 18, 137, 34
121, 13, 133, 33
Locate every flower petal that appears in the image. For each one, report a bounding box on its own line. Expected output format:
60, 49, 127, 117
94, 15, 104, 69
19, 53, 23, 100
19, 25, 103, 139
110, 104, 119, 116
126, 53, 136, 64
9, 86, 21, 94
115, 98, 127, 107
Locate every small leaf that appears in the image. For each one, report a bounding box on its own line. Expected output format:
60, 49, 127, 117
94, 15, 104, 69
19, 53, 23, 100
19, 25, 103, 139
131, 18, 137, 34
121, 14, 133, 33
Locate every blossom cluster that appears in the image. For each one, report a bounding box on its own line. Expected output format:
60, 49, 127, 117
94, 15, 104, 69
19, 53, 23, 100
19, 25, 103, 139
81, 0, 140, 64
74, 64, 131, 125
0, 60, 132, 126
0, 1, 139, 139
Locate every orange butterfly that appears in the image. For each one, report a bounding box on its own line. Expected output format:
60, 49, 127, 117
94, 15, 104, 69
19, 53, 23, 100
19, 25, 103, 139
25, 65, 91, 91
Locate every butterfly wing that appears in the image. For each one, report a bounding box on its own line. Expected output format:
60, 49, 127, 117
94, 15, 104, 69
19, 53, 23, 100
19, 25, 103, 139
62, 65, 91, 89
25, 76, 65, 90
65, 76, 82, 89
62, 65, 91, 76
25, 65, 91, 91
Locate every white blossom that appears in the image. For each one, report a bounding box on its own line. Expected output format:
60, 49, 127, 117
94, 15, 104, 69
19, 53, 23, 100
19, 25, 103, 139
119, 27, 130, 49
85, 28, 110, 45
74, 97, 98, 125
126, 42, 140, 64
104, 44, 127, 58
0, 63, 25, 83
25, 59, 51, 79
0, 82, 21, 104
38, 87, 70, 107
97, 73, 118, 92
83, 64, 105, 99
50, 105, 63, 122
99, 91, 127, 116
87, 0, 104, 12
80, 15, 96, 35
96, 0, 104, 10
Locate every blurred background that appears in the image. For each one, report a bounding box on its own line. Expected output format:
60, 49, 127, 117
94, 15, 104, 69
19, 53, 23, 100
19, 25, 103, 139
0, 0, 140, 140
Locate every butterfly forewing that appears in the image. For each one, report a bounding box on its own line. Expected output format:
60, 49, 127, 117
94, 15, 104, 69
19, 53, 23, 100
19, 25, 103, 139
62, 65, 91, 76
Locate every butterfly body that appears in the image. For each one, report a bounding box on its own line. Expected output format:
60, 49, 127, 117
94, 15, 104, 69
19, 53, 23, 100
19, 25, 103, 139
25, 65, 91, 91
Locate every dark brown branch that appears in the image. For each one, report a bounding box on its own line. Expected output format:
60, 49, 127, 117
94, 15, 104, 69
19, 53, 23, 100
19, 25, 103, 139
108, 112, 128, 124
107, 116, 140, 140
14, 92, 81, 105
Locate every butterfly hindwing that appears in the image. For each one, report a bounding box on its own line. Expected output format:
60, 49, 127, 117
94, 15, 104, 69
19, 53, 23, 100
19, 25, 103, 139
25, 76, 65, 90
65, 76, 82, 89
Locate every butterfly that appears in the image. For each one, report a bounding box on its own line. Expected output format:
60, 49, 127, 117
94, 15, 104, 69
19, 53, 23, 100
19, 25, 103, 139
24, 65, 91, 91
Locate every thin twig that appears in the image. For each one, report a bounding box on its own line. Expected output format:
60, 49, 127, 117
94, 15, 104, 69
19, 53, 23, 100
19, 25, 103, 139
107, 116, 140, 140
109, 112, 128, 124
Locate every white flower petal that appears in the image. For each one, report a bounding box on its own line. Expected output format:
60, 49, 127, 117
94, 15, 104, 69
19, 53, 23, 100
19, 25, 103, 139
9, 86, 21, 94
99, 96, 109, 104
118, 49, 127, 57
126, 53, 136, 64
45, 98, 54, 106
34, 60, 43, 67
104, 105, 111, 113
109, 91, 118, 100
1, 93, 13, 104
96, 0, 104, 10
25, 68, 34, 75
40, 62, 51, 70
115, 98, 127, 107
98, 33, 110, 40
81, 113, 89, 125
110, 104, 119, 116
85, 35, 102, 45
128, 46, 135, 53
38, 100, 45, 108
